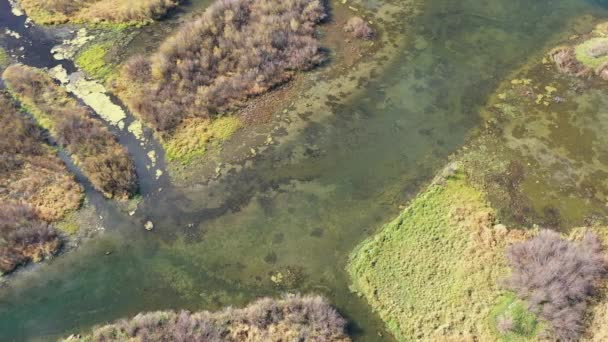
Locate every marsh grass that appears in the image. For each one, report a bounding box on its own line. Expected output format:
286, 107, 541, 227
347, 172, 531, 341
490, 293, 540, 341
2, 65, 137, 200
164, 116, 243, 165
0, 93, 83, 221
18, 0, 180, 25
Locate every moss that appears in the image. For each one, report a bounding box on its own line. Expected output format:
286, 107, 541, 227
75, 43, 114, 81
347, 172, 529, 341
164, 116, 243, 165
575, 37, 608, 70
490, 293, 540, 341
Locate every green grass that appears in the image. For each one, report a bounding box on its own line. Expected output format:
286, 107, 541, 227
164, 116, 242, 165
347, 172, 526, 341
490, 293, 540, 342
75, 43, 114, 81
575, 37, 608, 70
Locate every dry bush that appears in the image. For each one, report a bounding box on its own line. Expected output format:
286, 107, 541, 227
0, 93, 83, 221
2, 65, 137, 200
19, 0, 179, 24
505, 230, 607, 341
343, 16, 374, 40
0, 202, 61, 274
72, 294, 350, 341
115, 0, 327, 132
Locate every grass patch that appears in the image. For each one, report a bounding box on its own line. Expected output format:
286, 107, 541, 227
347, 171, 530, 341
164, 116, 242, 165
75, 42, 114, 81
575, 37, 608, 69
490, 293, 540, 341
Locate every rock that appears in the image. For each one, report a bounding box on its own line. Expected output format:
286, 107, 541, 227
144, 221, 154, 231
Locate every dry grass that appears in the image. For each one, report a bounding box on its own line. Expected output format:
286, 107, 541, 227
114, 0, 327, 133
18, 0, 179, 25
0, 202, 62, 275
2, 65, 137, 200
0, 93, 83, 221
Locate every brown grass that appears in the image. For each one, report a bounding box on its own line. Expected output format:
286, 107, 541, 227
18, 0, 179, 25
2, 65, 137, 200
0, 93, 83, 221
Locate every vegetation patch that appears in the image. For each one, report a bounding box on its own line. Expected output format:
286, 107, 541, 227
3, 64, 137, 200
347, 170, 531, 341
504, 230, 607, 341
164, 116, 243, 165
114, 0, 327, 132
0, 48, 9, 69
0, 202, 62, 275
490, 293, 540, 341
18, 0, 179, 25
63, 294, 350, 341
75, 42, 114, 81
0, 93, 83, 221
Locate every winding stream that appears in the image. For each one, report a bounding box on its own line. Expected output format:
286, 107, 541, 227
1, 0, 607, 341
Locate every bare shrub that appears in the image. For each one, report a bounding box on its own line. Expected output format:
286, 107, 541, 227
505, 230, 607, 341
19, 0, 179, 24
115, 0, 327, 132
344, 16, 374, 40
0, 202, 61, 274
72, 294, 350, 341
2, 65, 137, 200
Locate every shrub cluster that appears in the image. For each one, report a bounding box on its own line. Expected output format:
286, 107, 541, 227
0, 93, 83, 221
67, 294, 350, 341
19, 0, 179, 24
0, 202, 62, 275
2, 65, 137, 200
343, 16, 375, 40
115, 0, 327, 132
505, 230, 607, 341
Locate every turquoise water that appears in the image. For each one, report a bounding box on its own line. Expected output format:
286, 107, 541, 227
1, 0, 607, 340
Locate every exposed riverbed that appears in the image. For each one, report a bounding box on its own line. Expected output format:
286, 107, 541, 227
1, 0, 607, 341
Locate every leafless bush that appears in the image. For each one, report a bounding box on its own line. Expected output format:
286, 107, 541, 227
0, 202, 61, 274
344, 16, 374, 40
116, 0, 327, 132
3, 65, 137, 200
505, 230, 607, 341
74, 294, 349, 341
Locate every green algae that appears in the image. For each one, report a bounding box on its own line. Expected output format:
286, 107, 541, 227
0, 48, 9, 69
75, 42, 115, 81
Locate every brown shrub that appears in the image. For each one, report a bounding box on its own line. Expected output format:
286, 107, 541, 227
2, 65, 137, 200
115, 0, 327, 132
343, 16, 374, 40
19, 0, 179, 24
0, 93, 83, 221
0, 202, 61, 274
505, 230, 607, 341
69, 294, 350, 341
550, 47, 590, 76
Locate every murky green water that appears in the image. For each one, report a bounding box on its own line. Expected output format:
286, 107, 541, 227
1, 0, 607, 341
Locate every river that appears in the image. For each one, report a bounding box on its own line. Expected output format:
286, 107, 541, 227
0, 0, 606, 340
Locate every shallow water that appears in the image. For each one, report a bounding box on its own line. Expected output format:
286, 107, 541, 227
1, 0, 607, 341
